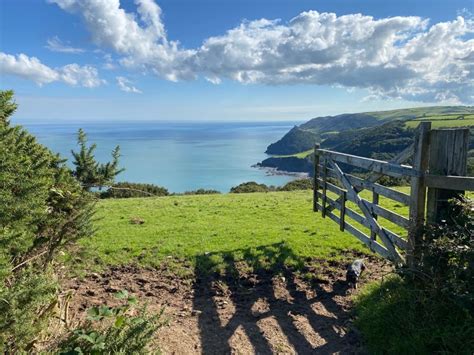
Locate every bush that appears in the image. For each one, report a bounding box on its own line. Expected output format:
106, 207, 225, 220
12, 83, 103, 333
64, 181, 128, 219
278, 179, 313, 191
60, 291, 166, 354
354, 197, 474, 354
183, 189, 221, 195
230, 181, 272, 193
417, 197, 473, 310
71, 129, 124, 190
99, 182, 169, 199
0, 90, 94, 351
355, 275, 474, 354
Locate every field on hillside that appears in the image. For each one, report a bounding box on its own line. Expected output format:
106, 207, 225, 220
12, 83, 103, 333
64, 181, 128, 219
76, 190, 409, 274
405, 113, 474, 128
66, 190, 471, 353
271, 149, 313, 158
68, 190, 403, 353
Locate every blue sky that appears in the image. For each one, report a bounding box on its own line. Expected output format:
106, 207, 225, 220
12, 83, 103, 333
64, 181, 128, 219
1, 0, 473, 122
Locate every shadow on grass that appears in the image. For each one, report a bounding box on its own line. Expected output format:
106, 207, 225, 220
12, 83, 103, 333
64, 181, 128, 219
192, 242, 357, 354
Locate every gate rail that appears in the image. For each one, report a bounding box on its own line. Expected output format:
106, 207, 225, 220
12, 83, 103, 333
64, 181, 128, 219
313, 122, 473, 265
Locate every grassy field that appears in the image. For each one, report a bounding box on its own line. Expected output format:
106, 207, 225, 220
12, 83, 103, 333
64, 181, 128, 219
76, 190, 411, 275
270, 149, 313, 158
405, 113, 474, 128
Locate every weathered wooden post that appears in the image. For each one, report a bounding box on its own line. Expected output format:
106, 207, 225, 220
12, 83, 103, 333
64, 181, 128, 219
313, 144, 320, 212
426, 128, 470, 223
407, 122, 431, 268
370, 190, 379, 241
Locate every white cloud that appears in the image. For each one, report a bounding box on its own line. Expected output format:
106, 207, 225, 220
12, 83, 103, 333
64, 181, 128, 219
116, 76, 142, 93
49, 0, 195, 81
0, 52, 105, 88
45, 36, 85, 54
194, 13, 473, 103
48, 1, 474, 103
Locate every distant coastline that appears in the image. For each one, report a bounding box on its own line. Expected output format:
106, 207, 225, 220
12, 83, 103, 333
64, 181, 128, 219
251, 164, 309, 178
22, 120, 300, 192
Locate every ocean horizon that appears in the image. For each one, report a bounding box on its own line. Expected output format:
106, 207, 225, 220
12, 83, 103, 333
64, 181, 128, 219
18, 120, 304, 193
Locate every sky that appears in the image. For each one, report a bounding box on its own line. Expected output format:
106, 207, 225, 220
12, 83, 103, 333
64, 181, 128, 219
0, 0, 473, 122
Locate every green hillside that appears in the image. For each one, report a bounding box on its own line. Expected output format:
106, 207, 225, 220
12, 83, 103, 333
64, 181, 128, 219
260, 106, 474, 176
267, 106, 474, 156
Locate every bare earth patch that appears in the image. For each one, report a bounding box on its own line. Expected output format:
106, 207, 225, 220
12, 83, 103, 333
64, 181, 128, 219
62, 256, 391, 354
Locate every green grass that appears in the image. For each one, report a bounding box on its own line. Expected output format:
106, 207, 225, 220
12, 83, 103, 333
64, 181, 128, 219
73, 190, 404, 275
74, 189, 415, 276
368, 106, 474, 121
354, 275, 474, 354
405, 113, 474, 128
270, 149, 313, 158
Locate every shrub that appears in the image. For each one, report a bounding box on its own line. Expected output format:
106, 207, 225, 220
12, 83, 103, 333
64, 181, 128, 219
71, 129, 124, 190
183, 189, 221, 195
99, 182, 169, 199
60, 291, 166, 354
354, 197, 474, 354
417, 197, 473, 310
230, 181, 271, 193
278, 179, 313, 191
0, 90, 94, 351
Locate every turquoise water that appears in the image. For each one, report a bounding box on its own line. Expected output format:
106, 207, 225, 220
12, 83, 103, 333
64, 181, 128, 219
20, 121, 301, 193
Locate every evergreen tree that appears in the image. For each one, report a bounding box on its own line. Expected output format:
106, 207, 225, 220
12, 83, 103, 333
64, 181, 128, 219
71, 128, 124, 189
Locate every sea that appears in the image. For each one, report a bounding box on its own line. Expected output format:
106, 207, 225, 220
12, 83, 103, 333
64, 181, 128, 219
19, 120, 303, 193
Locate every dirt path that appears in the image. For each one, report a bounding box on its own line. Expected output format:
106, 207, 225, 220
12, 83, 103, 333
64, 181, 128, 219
63, 256, 391, 354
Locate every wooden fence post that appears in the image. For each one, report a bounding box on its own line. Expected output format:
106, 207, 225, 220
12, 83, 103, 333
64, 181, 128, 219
370, 190, 379, 241
426, 128, 470, 224
313, 144, 320, 212
407, 122, 431, 268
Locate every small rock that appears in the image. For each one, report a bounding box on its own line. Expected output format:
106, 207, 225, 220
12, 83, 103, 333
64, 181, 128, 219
130, 217, 145, 225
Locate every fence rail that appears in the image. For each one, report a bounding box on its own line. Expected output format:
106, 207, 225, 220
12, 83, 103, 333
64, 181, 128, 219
313, 123, 473, 265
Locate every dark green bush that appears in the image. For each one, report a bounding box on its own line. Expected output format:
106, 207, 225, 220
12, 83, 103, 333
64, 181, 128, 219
417, 197, 473, 311
278, 179, 313, 191
60, 291, 166, 354
355, 197, 474, 354
355, 275, 474, 354
230, 181, 272, 193
71, 129, 124, 190
99, 182, 169, 199
0, 90, 94, 351
183, 189, 221, 195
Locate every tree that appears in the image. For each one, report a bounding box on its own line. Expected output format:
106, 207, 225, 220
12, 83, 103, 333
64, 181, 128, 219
71, 128, 125, 189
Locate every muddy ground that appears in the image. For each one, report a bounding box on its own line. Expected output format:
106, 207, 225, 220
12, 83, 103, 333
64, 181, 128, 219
61, 256, 392, 354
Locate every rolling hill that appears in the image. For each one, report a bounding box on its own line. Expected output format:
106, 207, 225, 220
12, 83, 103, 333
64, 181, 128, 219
266, 106, 474, 156
259, 106, 474, 176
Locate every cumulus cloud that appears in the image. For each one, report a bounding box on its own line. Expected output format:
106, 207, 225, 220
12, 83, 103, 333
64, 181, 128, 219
195, 13, 473, 103
45, 36, 85, 53
48, 0, 474, 103
116, 76, 142, 93
0, 52, 105, 87
49, 0, 195, 81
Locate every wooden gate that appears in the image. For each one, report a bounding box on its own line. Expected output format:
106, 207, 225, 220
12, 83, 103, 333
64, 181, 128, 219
313, 122, 474, 265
